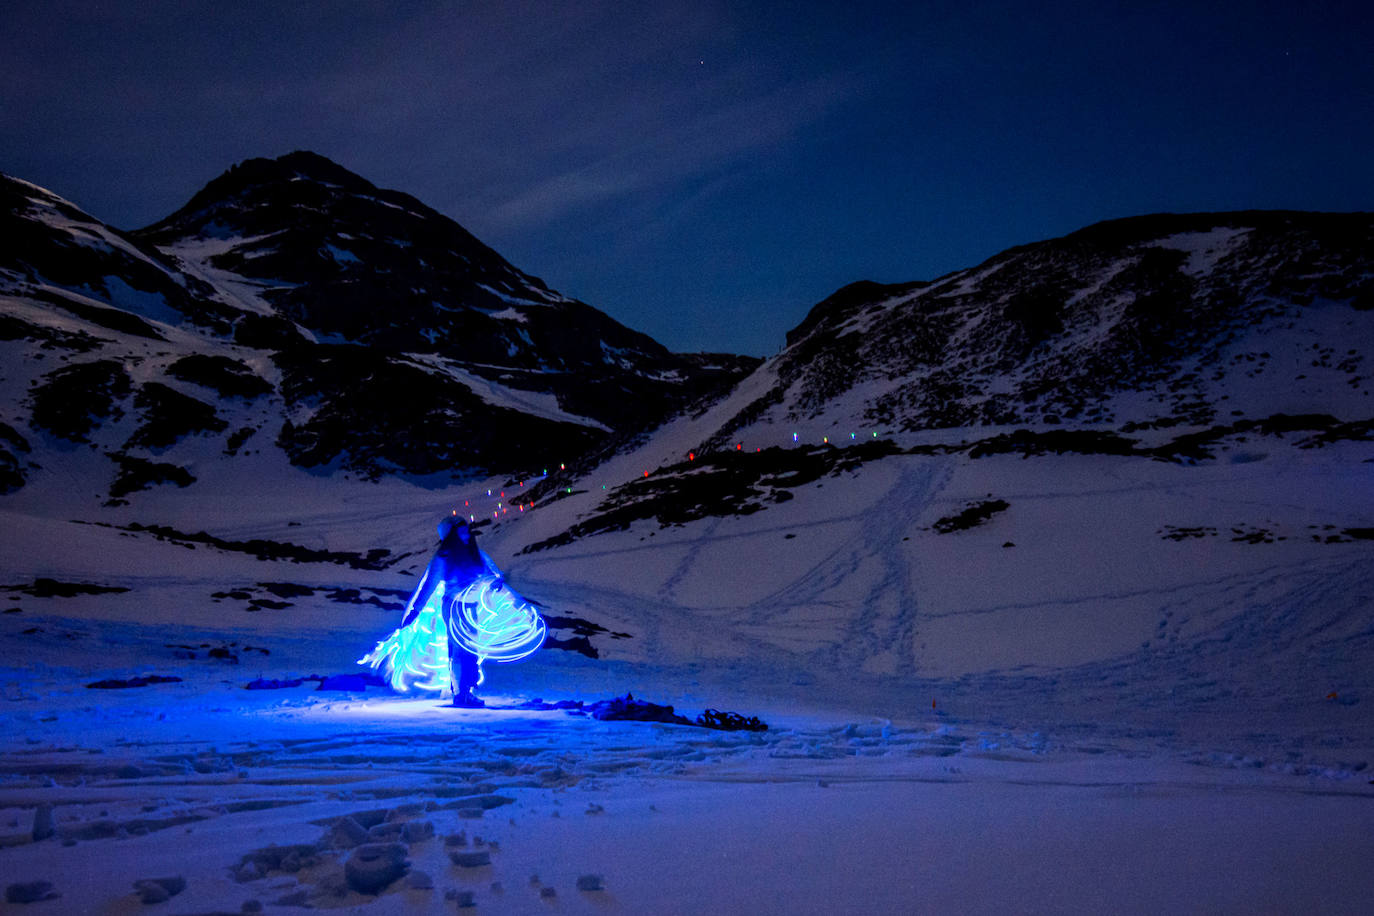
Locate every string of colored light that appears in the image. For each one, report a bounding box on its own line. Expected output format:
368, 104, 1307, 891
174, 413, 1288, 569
461, 431, 890, 516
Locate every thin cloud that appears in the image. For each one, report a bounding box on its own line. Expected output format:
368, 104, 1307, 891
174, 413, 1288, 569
486, 72, 858, 230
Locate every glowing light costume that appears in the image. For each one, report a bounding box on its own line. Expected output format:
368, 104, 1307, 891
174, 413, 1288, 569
359, 521, 545, 700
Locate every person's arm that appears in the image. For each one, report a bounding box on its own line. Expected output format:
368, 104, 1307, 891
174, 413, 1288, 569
399, 558, 441, 628
479, 550, 505, 589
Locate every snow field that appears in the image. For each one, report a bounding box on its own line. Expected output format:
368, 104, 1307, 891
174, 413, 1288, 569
2, 671, 1371, 915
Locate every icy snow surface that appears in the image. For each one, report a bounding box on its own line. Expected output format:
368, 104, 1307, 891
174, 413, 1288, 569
165, 235, 292, 316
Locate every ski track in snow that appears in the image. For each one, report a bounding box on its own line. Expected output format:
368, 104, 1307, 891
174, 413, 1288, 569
657, 516, 724, 605
512, 459, 957, 677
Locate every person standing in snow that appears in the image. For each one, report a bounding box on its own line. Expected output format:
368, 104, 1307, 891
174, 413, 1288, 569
361, 514, 546, 705
400, 517, 489, 706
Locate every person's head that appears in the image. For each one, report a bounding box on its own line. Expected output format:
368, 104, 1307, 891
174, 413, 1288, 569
437, 516, 472, 543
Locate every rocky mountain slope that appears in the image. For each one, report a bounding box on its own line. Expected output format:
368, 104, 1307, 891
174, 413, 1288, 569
0, 154, 757, 502
703, 211, 1372, 443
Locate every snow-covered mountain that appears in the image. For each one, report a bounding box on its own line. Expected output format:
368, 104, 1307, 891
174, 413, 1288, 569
0, 153, 757, 502
707, 210, 1372, 442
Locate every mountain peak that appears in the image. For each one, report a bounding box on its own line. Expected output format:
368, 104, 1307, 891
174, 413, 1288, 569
214, 149, 370, 188
2, 155, 761, 491
139, 151, 384, 237
272, 150, 366, 183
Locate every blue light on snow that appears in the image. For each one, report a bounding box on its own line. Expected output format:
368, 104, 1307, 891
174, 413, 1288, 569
359, 573, 546, 693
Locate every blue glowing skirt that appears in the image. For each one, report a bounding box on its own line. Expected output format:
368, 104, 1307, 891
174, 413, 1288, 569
359, 574, 546, 694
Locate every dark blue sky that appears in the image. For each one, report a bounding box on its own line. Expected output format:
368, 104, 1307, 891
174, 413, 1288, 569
4, 1, 1372, 356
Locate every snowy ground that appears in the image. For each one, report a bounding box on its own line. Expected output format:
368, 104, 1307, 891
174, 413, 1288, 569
2, 639, 1371, 915
1, 659, 1371, 914
2, 435, 1373, 912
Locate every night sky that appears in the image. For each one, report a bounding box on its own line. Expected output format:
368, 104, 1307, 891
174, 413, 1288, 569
4, 1, 1373, 356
